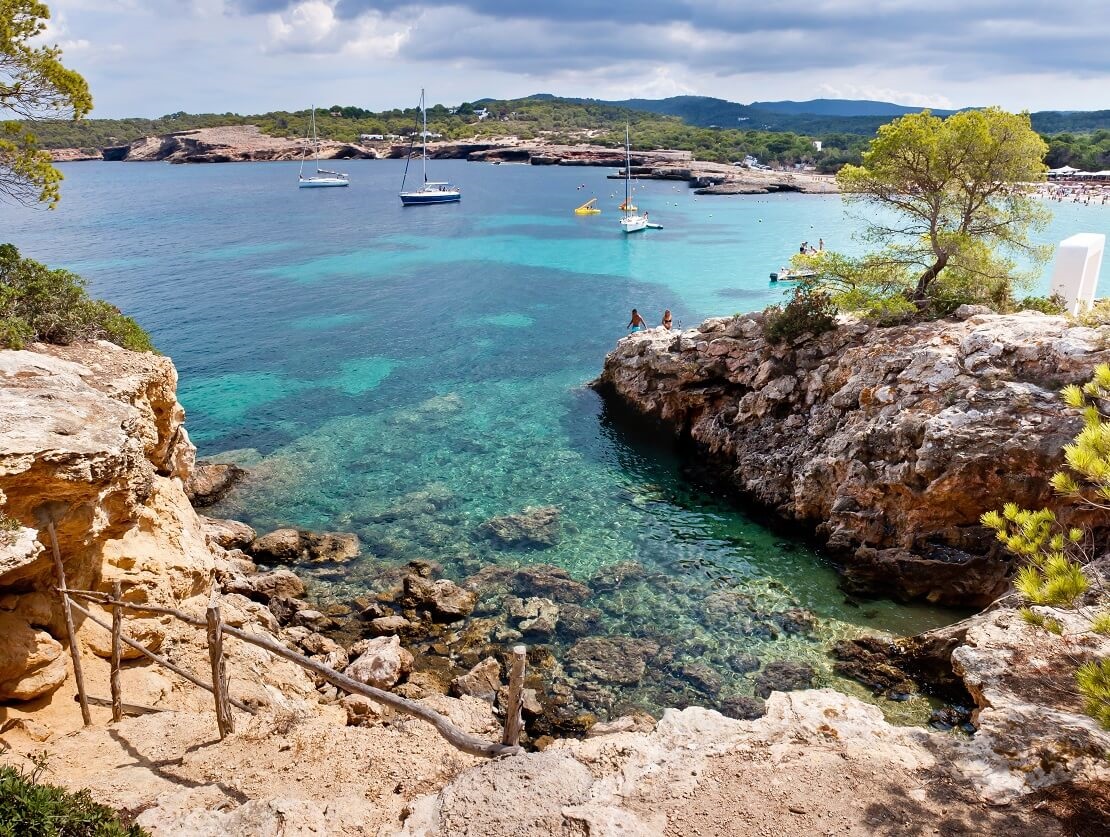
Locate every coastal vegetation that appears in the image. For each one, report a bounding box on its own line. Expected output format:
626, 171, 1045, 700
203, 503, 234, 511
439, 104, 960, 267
0, 0, 92, 206
0, 244, 153, 351
793, 108, 1049, 321
983, 366, 1110, 730
0, 756, 146, 836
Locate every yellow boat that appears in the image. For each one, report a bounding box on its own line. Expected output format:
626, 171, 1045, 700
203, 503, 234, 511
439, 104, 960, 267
574, 198, 601, 215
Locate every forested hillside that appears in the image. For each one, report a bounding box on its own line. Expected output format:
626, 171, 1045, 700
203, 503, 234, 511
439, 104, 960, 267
22, 95, 1110, 172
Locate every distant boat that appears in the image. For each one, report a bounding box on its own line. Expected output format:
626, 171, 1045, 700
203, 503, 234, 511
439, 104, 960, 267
619, 125, 649, 233
574, 198, 601, 215
298, 106, 349, 188
400, 89, 460, 205
770, 267, 818, 282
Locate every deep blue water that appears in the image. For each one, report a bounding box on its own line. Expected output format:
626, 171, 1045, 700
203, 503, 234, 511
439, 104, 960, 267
4, 159, 1107, 719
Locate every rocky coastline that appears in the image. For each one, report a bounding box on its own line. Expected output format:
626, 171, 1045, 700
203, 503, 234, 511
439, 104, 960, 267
595, 306, 1110, 608
1, 336, 1107, 833
48, 124, 836, 194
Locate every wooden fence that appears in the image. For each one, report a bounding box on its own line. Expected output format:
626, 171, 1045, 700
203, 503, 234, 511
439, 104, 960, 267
49, 553, 525, 758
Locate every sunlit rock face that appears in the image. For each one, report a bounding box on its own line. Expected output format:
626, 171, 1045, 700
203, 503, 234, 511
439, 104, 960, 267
597, 308, 1110, 606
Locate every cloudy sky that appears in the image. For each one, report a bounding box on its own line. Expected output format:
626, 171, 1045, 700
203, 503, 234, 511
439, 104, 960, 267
39, 0, 1110, 117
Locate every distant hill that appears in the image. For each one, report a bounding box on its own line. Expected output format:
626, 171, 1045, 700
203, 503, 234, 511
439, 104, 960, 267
558, 94, 1108, 135
747, 98, 957, 117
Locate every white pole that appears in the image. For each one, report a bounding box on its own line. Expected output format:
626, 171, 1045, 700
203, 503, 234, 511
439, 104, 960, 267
421, 89, 427, 184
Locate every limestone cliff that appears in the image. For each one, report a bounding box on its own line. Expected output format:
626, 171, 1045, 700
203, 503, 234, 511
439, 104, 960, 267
597, 307, 1110, 606
0, 341, 313, 709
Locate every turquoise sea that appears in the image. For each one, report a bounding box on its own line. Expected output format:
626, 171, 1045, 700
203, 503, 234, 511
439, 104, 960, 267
4, 160, 1109, 721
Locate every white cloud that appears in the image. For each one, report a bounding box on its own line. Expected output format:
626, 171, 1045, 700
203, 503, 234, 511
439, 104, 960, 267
816, 82, 955, 110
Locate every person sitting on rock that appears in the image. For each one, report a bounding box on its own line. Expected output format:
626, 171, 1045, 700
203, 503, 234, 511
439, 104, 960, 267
627, 309, 647, 333
662, 310, 673, 330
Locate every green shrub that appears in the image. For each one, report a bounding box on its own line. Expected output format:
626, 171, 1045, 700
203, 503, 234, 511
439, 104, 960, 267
0, 244, 154, 352
0, 757, 146, 836
1016, 294, 1068, 315
762, 288, 837, 344
1077, 659, 1110, 730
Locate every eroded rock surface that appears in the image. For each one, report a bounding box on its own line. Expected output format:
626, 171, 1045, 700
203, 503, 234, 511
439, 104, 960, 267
597, 310, 1110, 605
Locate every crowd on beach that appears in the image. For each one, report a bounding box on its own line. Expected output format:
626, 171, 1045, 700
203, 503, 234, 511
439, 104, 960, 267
1032, 182, 1110, 205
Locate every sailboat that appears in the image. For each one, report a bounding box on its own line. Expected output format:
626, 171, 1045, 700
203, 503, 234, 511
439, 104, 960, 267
400, 89, 460, 205
298, 106, 349, 188
619, 125, 648, 233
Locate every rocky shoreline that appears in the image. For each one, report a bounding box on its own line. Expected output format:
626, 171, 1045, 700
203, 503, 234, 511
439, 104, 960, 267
48, 124, 837, 195
595, 306, 1110, 607
1, 336, 1107, 833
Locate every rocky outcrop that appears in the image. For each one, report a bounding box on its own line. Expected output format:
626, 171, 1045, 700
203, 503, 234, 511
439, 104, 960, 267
596, 309, 1110, 605
248, 527, 360, 565
109, 125, 378, 164
185, 461, 244, 506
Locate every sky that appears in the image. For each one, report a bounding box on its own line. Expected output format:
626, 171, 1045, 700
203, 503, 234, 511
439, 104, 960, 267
35, 0, 1110, 117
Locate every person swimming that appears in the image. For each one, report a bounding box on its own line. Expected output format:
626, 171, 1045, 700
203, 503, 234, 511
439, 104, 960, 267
628, 309, 647, 332
662, 309, 673, 330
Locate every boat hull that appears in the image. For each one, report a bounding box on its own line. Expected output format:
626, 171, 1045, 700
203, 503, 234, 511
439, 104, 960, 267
299, 178, 349, 188
620, 215, 648, 233
400, 191, 461, 205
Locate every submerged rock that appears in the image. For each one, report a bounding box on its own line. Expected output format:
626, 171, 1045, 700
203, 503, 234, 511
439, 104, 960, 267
507, 596, 560, 636
185, 461, 245, 506
754, 661, 816, 699
566, 636, 660, 686
224, 568, 305, 603
719, 694, 767, 720
832, 636, 918, 699
479, 505, 561, 548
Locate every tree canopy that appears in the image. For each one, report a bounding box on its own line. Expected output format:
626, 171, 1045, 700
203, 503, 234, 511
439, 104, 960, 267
829, 108, 1050, 310
1, 0, 92, 207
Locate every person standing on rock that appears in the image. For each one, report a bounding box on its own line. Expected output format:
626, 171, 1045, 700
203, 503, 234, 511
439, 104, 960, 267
627, 309, 647, 333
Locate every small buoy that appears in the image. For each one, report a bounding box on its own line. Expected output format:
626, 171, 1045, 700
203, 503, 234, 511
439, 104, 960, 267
758, 219, 763, 223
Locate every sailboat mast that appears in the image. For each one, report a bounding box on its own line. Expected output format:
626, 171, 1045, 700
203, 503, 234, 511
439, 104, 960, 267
421, 89, 428, 183
624, 124, 631, 211
312, 106, 320, 164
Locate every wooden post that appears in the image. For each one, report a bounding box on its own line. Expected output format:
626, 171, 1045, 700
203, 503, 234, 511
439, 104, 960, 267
47, 521, 91, 727
206, 604, 234, 737
110, 581, 123, 723
502, 644, 527, 748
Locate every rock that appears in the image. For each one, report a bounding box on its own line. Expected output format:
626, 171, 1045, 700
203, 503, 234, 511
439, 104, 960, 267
113, 125, 379, 164
754, 661, 816, 699
479, 505, 561, 548
200, 516, 256, 550
401, 574, 477, 622
770, 608, 817, 636
567, 636, 660, 686
267, 594, 308, 625
345, 635, 413, 689
0, 526, 45, 586
719, 695, 767, 720
507, 596, 559, 636
678, 662, 723, 697
586, 712, 657, 737
368, 614, 412, 636
0, 613, 67, 701
832, 636, 919, 699
0, 717, 53, 742
727, 652, 761, 674
595, 311, 1108, 605
510, 565, 591, 603
450, 656, 502, 703
224, 569, 305, 603
249, 528, 360, 565
185, 461, 245, 506
556, 603, 601, 637
341, 693, 384, 726
84, 613, 165, 660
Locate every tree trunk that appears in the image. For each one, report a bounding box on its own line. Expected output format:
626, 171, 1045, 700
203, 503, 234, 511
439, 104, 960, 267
913, 252, 949, 301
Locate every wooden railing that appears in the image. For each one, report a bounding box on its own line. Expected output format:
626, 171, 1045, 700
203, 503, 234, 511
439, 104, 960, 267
49, 549, 525, 758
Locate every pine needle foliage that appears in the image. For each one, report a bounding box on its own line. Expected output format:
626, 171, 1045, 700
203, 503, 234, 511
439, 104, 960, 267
1076, 659, 1110, 730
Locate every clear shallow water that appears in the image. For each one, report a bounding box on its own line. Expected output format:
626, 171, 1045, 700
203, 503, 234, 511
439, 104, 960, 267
4, 160, 1108, 721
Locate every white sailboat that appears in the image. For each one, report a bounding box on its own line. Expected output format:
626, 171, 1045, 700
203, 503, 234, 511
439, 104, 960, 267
619, 124, 648, 233
298, 106, 349, 188
400, 89, 461, 205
